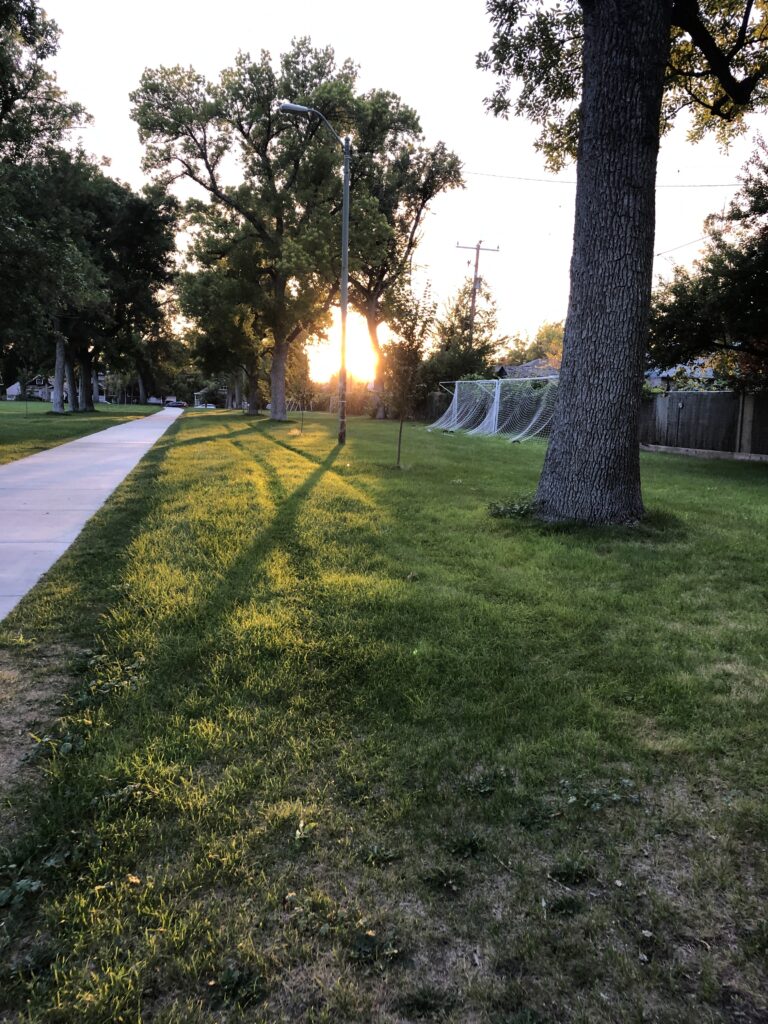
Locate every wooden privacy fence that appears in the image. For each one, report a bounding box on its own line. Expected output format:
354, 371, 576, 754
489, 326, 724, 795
425, 389, 768, 458
640, 392, 768, 457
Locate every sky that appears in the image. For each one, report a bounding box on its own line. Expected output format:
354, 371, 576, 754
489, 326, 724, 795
45, 0, 768, 377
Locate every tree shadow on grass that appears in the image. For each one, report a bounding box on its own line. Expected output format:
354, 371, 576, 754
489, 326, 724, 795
159, 422, 257, 451
0, 440, 352, 834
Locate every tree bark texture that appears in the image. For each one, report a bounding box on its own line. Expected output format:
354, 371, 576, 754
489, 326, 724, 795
269, 340, 289, 420
535, 1, 670, 524
366, 308, 386, 419
79, 352, 95, 411
246, 360, 260, 416
137, 371, 147, 406
91, 366, 100, 405
65, 354, 78, 412
52, 337, 66, 414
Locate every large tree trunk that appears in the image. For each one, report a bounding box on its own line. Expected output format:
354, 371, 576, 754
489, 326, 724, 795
52, 337, 66, 414
269, 340, 289, 420
535, 1, 670, 524
366, 306, 386, 419
65, 352, 79, 412
79, 351, 95, 411
137, 371, 147, 406
234, 370, 242, 411
91, 366, 100, 405
246, 362, 260, 415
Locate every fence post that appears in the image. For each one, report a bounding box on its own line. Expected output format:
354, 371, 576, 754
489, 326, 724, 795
738, 393, 755, 454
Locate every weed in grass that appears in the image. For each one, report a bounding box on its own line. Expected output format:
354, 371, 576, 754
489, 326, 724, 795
548, 893, 584, 917
364, 844, 401, 866
205, 961, 266, 1008
488, 493, 536, 519
422, 866, 464, 898
346, 924, 401, 965
549, 856, 597, 886
448, 830, 486, 859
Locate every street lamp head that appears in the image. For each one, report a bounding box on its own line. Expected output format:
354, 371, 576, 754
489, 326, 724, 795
279, 102, 313, 115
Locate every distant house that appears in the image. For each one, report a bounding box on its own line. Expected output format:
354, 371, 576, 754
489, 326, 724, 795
6, 375, 52, 401
6, 373, 109, 402
492, 357, 560, 380
645, 358, 716, 390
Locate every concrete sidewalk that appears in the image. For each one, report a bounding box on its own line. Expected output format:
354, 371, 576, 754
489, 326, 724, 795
0, 408, 183, 621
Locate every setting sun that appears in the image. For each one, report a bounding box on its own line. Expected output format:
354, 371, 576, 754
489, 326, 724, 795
307, 309, 383, 383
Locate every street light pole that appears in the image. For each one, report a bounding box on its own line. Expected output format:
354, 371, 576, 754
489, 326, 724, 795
338, 133, 350, 445
279, 102, 350, 445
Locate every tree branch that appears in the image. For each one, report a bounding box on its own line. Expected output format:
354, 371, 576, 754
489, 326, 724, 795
671, 0, 765, 106
729, 0, 754, 59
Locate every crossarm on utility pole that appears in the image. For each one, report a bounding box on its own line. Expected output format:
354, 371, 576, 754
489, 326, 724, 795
456, 240, 499, 346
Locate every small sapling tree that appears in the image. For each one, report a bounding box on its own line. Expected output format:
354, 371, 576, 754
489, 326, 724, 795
384, 286, 436, 468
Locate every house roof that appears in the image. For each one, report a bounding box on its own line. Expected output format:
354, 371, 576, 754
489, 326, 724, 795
494, 358, 559, 379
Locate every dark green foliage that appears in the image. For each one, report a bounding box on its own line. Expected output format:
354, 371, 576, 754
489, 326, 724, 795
383, 285, 436, 466
418, 278, 505, 400
649, 136, 768, 387
0, 4, 176, 397
348, 98, 463, 369
131, 39, 357, 417
0, 0, 84, 161
479, 1, 768, 170
503, 320, 564, 368
488, 493, 536, 519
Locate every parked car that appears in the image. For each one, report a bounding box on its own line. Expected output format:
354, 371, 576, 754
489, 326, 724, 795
165, 400, 187, 408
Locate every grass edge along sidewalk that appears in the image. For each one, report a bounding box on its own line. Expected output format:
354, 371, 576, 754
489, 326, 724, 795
0, 401, 160, 466
0, 410, 766, 1023
0, 406, 183, 621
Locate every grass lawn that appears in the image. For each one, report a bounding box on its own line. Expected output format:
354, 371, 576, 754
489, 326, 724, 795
1, 410, 767, 1023
0, 401, 160, 466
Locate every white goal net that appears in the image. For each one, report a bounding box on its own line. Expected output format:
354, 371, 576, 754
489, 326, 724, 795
428, 377, 559, 441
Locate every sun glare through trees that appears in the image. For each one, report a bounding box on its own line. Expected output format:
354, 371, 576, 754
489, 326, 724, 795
307, 308, 381, 383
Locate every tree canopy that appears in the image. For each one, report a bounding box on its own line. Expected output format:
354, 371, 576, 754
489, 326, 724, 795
649, 134, 768, 387
503, 320, 564, 368
347, 94, 463, 375
0, 0, 84, 160
418, 277, 505, 398
479, 1, 768, 170
382, 285, 437, 467
131, 39, 358, 420
132, 38, 462, 423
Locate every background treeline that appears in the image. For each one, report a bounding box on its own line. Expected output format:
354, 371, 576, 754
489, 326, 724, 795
2, 2, 766, 417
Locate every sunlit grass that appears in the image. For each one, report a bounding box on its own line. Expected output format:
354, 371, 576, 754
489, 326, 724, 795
0, 401, 159, 465
1, 411, 767, 1022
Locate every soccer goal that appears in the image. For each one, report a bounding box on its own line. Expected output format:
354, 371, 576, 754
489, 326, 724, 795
428, 377, 558, 442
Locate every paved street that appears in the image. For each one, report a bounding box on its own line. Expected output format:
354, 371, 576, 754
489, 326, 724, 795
0, 408, 183, 621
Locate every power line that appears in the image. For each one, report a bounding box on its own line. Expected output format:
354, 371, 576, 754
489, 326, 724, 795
654, 236, 707, 257
465, 170, 738, 189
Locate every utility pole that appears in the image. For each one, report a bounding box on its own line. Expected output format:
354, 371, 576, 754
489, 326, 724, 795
456, 240, 499, 346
